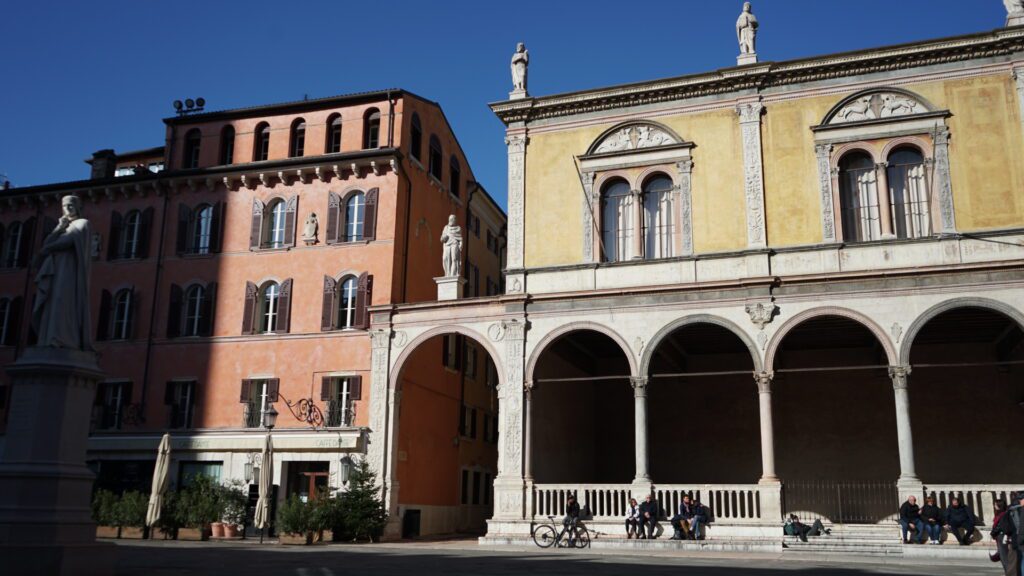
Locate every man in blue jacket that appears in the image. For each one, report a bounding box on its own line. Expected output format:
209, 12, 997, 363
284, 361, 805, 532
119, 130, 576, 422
945, 497, 978, 545
670, 495, 708, 540
638, 494, 660, 539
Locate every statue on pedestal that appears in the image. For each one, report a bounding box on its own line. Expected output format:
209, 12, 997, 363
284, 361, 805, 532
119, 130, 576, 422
1006, 0, 1024, 25
510, 42, 529, 96
440, 214, 463, 277
31, 195, 92, 351
302, 212, 319, 245
736, 2, 759, 56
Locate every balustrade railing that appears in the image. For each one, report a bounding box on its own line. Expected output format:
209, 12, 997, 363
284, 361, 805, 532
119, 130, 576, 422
655, 484, 762, 522
921, 484, 1019, 526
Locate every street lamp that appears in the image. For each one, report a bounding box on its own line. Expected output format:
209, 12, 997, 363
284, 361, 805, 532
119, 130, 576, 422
339, 456, 353, 486
263, 404, 278, 430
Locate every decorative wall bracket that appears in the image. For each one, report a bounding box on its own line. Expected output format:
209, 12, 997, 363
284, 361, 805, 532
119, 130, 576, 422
745, 301, 778, 330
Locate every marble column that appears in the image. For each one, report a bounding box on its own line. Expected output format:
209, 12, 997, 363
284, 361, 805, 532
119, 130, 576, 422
631, 189, 643, 259
492, 320, 527, 523
523, 382, 534, 482
889, 366, 919, 485
875, 162, 895, 238
630, 377, 651, 488
754, 371, 778, 483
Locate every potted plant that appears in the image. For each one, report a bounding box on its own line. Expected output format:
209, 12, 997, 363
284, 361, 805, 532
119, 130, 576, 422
116, 491, 150, 539
336, 460, 388, 542
219, 481, 248, 538
177, 475, 224, 541
309, 490, 338, 543
91, 489, 120, 539
154, 491, 184, 539
277, 495, 313, 545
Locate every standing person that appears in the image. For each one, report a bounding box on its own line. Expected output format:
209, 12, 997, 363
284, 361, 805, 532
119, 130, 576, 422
562, 495, 581, 545
638, 494, 660, 540
920, 496, 944, 544
898, 495, 926, 544
624, 498, 641, 539
992, 491, 1023, 576
992, 500, 1010, 569
945, 497, 978, 545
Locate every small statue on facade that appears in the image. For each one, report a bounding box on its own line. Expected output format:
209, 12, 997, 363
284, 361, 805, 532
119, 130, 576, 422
440, 214, 463, 278
302, 212, 319, 245
1006, 0, 1024, 25
736, 2, 759, 60
510, 42, 529, 97
32, 195, 93, 351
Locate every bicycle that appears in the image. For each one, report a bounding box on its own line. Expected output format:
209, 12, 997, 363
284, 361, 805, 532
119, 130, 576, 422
532, 515, 591, 549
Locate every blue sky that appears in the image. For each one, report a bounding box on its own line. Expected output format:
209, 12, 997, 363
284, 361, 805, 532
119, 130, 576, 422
0, 0, 1008, 207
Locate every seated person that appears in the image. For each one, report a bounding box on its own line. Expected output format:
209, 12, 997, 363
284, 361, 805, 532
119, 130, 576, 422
670, 495, 708, 540
898, 495, 926, 544
638, 494, 660, 540
945, 497, 977, 546
562, 495, 581, 544
784, 514, 829, 543
919, 496, 944, 544
625, 497, 641, 539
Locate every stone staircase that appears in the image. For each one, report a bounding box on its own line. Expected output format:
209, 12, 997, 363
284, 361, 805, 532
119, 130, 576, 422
781, 524, 997, 559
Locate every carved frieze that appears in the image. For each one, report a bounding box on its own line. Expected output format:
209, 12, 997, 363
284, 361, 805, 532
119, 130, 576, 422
593, 124, 678, 153
829, 92, 928, 124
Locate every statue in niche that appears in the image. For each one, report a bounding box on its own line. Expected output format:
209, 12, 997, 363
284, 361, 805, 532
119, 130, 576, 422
302, 212, 319, 245
510, 42, 529, 93
736, 2, 758, 55
1005, 0, 1024, 16
440, 214, 463, 277
32, 195, 93, 351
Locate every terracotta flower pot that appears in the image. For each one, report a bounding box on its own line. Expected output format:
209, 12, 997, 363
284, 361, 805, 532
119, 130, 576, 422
211, 522, 225, 538
223, 524, 241, 538
279, 532, 313, 545
121, 527, 146, 539
95, 526, 119, 539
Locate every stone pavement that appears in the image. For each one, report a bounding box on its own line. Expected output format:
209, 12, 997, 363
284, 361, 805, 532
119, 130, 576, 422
107, 539, 1005, 576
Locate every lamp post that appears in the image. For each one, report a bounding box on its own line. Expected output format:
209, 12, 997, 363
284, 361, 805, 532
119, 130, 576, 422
259, 403, 278, 544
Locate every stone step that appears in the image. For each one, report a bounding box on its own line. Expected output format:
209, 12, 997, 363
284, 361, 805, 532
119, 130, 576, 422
480, 536, 782, 553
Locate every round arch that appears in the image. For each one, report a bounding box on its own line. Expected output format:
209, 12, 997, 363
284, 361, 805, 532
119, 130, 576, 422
765, 306, 897, 372
525, 321, 637, 384
389, 324, 505, 391
640, 314, 762, 376
899, 297, 1024, 365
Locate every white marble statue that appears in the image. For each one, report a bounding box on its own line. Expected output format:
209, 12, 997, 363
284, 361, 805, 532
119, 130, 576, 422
302, 212, 318, 244
736, 2, 758, 55
440, 214, 463, 278
1006, 0, 1024, 16
32, 195, 92, 350
511, 42, 529, 93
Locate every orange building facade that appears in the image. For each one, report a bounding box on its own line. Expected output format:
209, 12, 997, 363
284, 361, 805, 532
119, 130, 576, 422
0, 89, 505, 536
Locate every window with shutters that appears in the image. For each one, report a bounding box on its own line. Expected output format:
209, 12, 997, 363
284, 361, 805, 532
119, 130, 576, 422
289, 118, 306, 158
326, 189, 377, 244
109, 209, 152, 260
428, 135, 443, 181
260, 282, 280, 333
165, 380, 196, 429
251, 196, 297, 250
192, 204, 213, 254
178, 202, 222, 256
321, 376, 361, 427
253, 122, 270, 161
337, 276, 358, 329
183, 285, 205, 336
344, 193, 365, 242
120, 210, 142, 259
363, 108, 380, 149
94, 381, 131, 431
450, 157, 461, 198
410, 113, 422, 162
240, 378, 278, 428
183, 129, 201, 169
266, 200, 287, 249
168, 282, 216, 338
2, 222, 21, 269
326, 114, 342, 154
321, 273, 370, 331
110, 288, 134, 340
219, 125, 235, 165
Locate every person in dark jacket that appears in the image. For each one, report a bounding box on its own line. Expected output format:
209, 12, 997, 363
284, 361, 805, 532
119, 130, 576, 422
670, 495, 708, 540
784, 514, 829, 543
945, 497, 978, 545
638, 494, 660, 539
920, 496, 944, 544
898, 495, 926, 544
991, 491, 1024, 576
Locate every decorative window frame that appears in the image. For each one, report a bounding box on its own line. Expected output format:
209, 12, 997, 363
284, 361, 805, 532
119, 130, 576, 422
812, 87, 955, 243
577, 120, 695, 263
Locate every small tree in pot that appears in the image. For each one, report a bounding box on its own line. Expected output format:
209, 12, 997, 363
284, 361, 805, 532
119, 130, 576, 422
219, 481, 248, 538
116, 491, 150, 538
178, 475, 224, 540
277, 495, 313, 545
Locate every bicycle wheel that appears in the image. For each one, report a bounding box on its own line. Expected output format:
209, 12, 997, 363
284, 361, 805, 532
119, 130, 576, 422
574, 526, 591, 549
533, 524, 557, 548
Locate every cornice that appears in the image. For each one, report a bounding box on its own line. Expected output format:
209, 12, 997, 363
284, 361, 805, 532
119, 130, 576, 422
490, 26, 1024, 125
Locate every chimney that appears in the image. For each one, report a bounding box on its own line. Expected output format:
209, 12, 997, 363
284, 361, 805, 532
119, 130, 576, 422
88, 149, 117, 180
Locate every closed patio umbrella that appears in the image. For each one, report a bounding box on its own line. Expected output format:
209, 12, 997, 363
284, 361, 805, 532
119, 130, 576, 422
145, 433, 172, 530
254, 432, 274, 540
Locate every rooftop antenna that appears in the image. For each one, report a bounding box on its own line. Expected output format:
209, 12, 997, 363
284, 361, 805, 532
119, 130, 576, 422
174, 97, 206, 116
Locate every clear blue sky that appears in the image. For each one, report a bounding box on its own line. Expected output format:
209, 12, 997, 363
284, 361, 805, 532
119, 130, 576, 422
0, 0, 1008, 208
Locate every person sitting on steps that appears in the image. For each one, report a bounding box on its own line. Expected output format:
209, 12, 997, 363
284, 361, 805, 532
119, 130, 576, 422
783, 514, 830, 543
899, 495, 926, 544
671, 495, 708, 541
920, 496, 944, 545
638, 494, 660, 540
625, 497, 641, 539
945, 497, 978, 546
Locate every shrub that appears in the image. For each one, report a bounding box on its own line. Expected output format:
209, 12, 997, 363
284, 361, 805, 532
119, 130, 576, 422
177, 474, 224, 529
337, 460, 388, 542
91, 489, 119, 527
219, 481, 248, 526
155, 490, 185, 536
277, 494, 311, 536
116, 491, 149, 529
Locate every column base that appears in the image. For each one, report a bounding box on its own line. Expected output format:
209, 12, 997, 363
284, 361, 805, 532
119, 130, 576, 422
630, 478, 653, 496
492, 477, 526, 521
758, 475, 780, 485
897, 478, 924, 504
0, 539, 115, 576
1008, 15, 1024, 27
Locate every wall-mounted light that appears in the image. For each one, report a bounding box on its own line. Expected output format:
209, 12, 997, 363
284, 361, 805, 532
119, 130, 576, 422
339, 456, 353, 485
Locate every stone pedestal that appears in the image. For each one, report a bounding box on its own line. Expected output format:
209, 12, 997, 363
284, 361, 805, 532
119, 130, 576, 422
434, 276, 465, 301
0, 347, 113, 576
509, 88, 528, 100
1009, 14, 1024, 27
737, 53, 758, 66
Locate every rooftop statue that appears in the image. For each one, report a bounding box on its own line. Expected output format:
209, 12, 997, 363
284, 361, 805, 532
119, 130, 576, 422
32, 195, 93, 351
440, 214, 463, 278
511, 42, 529, 95
736, 2, 759, 56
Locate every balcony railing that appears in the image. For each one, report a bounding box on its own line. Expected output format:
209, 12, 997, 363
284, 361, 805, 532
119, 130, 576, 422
242, 403, 262, 429
325, 401, 354, 428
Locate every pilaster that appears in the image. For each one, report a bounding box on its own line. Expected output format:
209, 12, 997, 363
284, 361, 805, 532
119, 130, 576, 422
815, 144, 837, 243
675, 159, 694, 256
931, 127, 956, 234
366, 329, 393, 498
493, 319, 528, 521
580, 171, 596, 262
505, 131, 528, 294
737, 100, 767, 249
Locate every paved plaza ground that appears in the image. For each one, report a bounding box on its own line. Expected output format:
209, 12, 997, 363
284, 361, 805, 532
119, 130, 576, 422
110, 539, 1003, 576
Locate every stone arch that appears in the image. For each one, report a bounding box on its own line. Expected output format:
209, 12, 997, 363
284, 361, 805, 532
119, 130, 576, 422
525, 321, 637, 384
831, 142, 881, 165
765, 306, 897, 372
586, 120, 686, 155
880, 135, 934, 160
389, 324, 504, 391
640, 314, 763, 377
899, 297, 1024, 365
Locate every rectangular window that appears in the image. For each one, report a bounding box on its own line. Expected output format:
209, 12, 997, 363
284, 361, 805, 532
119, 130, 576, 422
179, 461, 223, 487
472, 471, 481, 505
325, 377, 354, 427
243, 380, 272, 428
460, 469, 469, 505
166, 380, 196, 429
95, 381, 130, 430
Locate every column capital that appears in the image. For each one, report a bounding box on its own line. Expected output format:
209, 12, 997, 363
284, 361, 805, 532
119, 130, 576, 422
754, 371, 774, 393
675, 158, 694, 174
630, 376, 649, 397
736, 100, 765, 123
889, 365, 912, 390
523, 380, 534, 396
504, 133, 529, 152
875, 162, 889, 170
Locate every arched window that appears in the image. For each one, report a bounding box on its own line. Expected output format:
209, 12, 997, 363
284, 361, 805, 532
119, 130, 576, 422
450, 157, 461, 198
337, 276, 358, 329
3, 222, 21, 268
887, 147, 930, 239
363, 108, 380, 149
344, 192, 365, 242
183, 284, 206, 337
183, 129, 201, 169
112, 288, 133, 340
219, 125, 235, 165
253, 122, 270, 161
410, 113, 422, 162
289, 118, 306, 158
191, 204, 213, 255
428, 135, 442, 180
642, 174, 675, 259
264, 200, 288, 249
326, 114, 342, 154
260, 282, 280, 333
119, 211, 142, 259
838, 152, 881, 242
600, 179, 633, 262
